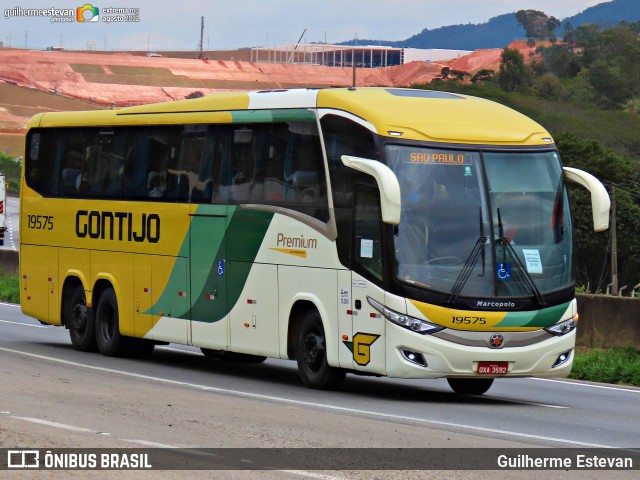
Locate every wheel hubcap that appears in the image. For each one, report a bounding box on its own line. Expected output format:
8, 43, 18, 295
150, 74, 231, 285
71, 303, 87, 330
303, 331, 325, 373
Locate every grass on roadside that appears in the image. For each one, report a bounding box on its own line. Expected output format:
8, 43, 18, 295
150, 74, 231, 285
569, 347, 640, 387
0, 273, 19, 304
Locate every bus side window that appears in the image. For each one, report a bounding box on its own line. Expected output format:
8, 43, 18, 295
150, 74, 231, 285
80, 129, 125, 199
26, 130, 59, 196
281, 121, 329, 221
60, 129, 85, 197
190, 125, 220, 204
125, 127, 176, 201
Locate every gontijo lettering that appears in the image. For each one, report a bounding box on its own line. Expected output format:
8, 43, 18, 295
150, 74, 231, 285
76, 210, 160, 243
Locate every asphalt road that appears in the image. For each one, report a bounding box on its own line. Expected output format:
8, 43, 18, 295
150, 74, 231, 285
0, 302, 639, 479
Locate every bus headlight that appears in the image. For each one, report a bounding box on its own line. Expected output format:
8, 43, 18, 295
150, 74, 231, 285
367, 297, 444, 335
544, 316, 577, 336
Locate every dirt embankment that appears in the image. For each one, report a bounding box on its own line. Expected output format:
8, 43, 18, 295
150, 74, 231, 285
0, 40, 545, 154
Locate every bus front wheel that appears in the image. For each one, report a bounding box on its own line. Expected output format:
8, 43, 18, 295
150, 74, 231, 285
296, 310, 345, 390
66, 284, 97, 352
447, 378, 494, 395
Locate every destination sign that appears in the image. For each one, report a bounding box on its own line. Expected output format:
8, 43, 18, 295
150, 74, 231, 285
407, 151, 474, 165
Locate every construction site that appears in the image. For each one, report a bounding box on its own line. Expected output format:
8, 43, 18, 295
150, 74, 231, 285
0, 41, 541, 156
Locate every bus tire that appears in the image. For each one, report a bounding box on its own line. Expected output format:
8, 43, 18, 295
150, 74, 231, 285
95, 287, 128, 357
447, 378, 494, 395
66, 284, 97, 352
296, 310, 345, 390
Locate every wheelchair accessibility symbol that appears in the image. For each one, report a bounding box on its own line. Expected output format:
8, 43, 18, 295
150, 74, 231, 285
497, 262, 512, 281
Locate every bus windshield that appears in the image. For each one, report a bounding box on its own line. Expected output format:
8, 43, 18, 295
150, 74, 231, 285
386, 146, 573, 299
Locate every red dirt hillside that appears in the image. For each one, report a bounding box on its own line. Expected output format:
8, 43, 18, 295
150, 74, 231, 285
0, 42, 550, 156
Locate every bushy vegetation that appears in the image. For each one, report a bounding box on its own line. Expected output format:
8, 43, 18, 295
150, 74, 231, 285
0, 151, 21, 191
413, 18, 640, 293
0, 274, 19, 304
570, 347, 640, 386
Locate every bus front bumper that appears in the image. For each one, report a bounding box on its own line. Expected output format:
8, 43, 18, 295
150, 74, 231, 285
385, 322, 576, 379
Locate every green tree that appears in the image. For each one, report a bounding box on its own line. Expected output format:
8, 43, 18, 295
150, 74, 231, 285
497, 48, 531, 92
437, 67, 469, 81
534, 73, 561, 99
563, 22, 577, 46
539, 45, 581, 79
556, 133, 640, 291
515, 10, 560, 43
471, 69, 495, 83
587, 60, 630, 109
619, 42, 640, 113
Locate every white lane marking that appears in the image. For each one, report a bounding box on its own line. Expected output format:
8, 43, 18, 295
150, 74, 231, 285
0, 302, 21, 308
12, 416, 98, 433
0, 319, 50, 329
531, 377, 640, 394
283, 471, 349, 480
0, 346, 621, 449
121, 439, 178, 448
506, 400, 568, 409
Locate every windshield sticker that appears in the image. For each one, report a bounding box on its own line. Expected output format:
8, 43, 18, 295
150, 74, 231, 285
464, 165, 473, 177
497, 262, 512, 281
522, 249, 543, 274
360, 239, 373, 258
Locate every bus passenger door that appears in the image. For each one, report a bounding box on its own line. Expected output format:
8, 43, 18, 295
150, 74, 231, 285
350, 185, 386, 376
227, 210, 279, 357
189, 206, 229, 350
337, 270, 354, 368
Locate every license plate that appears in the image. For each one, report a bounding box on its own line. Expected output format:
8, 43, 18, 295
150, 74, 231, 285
477, 362, 508, 375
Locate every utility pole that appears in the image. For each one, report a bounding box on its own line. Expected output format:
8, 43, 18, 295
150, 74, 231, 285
611, 187, 618, 295
351, 49, 356, 88
197, 16, 204, 59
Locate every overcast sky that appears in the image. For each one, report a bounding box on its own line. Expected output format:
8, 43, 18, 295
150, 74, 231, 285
2, 0, 607, 51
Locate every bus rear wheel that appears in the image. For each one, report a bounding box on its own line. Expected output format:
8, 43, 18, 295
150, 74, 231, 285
66, 284, 97, 352
296, 310, 345, 390
95, 287, 154, 358
447, 378, 494, 395
95, 287, 127, 357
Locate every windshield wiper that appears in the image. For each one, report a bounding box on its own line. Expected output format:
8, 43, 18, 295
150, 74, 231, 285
448, 208, 487, 304
495, 208, 546, 307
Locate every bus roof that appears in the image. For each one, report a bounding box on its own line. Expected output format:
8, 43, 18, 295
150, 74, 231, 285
29, 87, 552, 147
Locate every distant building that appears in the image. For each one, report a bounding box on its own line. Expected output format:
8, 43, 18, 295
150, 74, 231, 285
250, 43, 471, 68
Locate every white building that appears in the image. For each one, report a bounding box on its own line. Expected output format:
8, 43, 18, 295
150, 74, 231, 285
251, 44, 471, 68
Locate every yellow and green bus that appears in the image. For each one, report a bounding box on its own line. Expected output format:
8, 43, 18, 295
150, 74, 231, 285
21, 87, 609, 394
